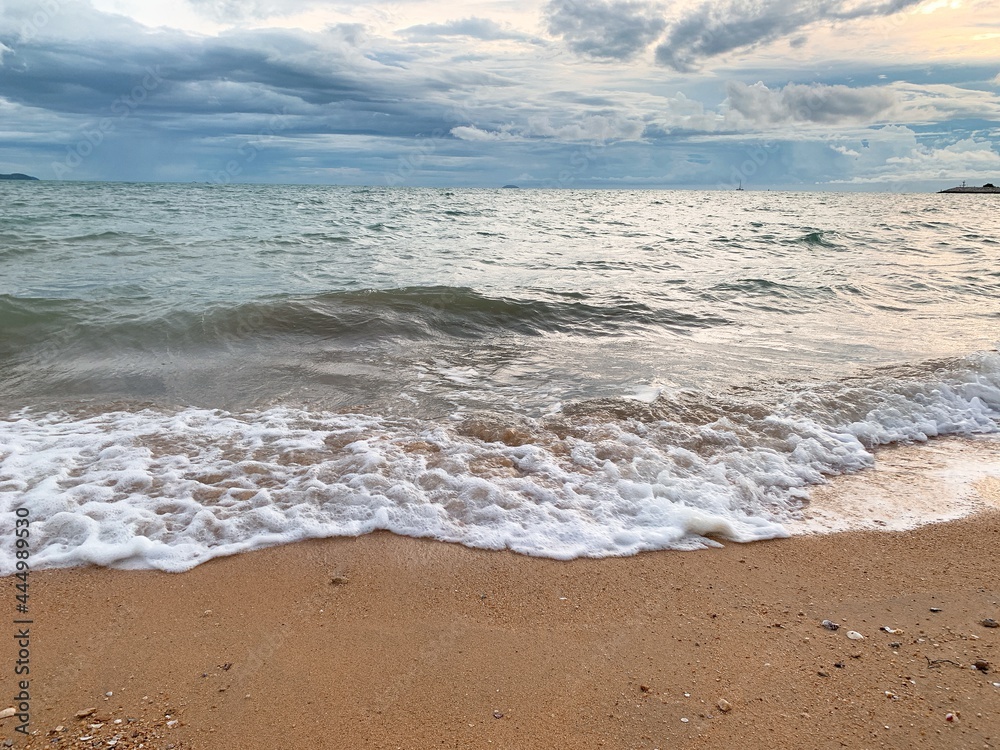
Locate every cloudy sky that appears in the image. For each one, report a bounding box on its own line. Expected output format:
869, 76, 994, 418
0, 0, 998, 188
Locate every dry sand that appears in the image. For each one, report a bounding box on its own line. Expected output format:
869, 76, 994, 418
2, 475, 999, 749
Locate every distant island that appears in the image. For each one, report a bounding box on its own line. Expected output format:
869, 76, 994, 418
939, 182, 998, 193
501, 184, 520, 189
0, 173, 39, 181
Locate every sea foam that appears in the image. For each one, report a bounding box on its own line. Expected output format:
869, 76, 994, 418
1, 352, 998, 574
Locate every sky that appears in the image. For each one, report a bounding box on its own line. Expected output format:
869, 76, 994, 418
0, 0, 998, 189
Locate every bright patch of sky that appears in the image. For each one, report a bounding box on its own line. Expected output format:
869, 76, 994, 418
0, 0, 997, 188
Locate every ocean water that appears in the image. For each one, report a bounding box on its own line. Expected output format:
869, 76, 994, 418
1, 182, 999, 573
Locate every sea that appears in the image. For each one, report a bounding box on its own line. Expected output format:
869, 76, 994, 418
1, 182, 999, 574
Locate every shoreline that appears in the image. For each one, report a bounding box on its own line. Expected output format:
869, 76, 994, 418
3, 500, 999, 748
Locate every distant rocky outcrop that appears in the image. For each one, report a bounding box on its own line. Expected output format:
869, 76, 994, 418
938, 183, 999, 193
0, 173, 39, 181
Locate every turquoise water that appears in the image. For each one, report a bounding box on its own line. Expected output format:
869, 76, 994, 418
1, 182, 998, 571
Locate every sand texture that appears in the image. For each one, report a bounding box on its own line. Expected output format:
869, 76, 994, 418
2, 503, 999, 749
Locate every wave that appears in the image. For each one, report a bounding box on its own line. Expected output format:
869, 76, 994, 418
699, 278, 861, 313
794, 230, 842, 248
1, 351, 997, 574
0, 287, 729, 356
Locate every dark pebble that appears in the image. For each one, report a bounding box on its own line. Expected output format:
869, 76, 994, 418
981, 618, 999, 628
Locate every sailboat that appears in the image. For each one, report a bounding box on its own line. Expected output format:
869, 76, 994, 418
736, 180, 744, 191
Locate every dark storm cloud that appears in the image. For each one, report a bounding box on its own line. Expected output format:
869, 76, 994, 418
544, 0, 666, 61
0, 0, 539, 182
654, 0, 924, 71
0, 4, 509, 141
399, 17, 535, 43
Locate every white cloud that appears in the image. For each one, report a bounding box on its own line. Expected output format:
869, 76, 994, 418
450, 125, 521, 141
884, 137, 1000, 174
893, 82, 1000, 122
724, 81, 898, 127
185, 0, 320, 21
527, 113, 646, 140
452, 113, 645, 142
400, 17, 535, 43
827, 126, 1000, 184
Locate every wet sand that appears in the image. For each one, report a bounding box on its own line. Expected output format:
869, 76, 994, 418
2, 485, 999, 749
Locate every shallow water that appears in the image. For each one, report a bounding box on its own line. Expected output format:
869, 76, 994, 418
1, 183, 998, 572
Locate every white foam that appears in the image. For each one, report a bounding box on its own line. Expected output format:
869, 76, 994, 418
628, 384, 664, 403
787, 436, 1000, 534
1, 352, 999, 573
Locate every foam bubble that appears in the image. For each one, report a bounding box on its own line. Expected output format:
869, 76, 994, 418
788, 436, 1000, 534
1, 352, 999, 573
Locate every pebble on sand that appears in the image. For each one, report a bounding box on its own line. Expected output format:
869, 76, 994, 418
0, 708, 15, 720
982, 618, 999, 628
75, 708, 97, 718
846, 630, 864, 640
717, 699, 732, 713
